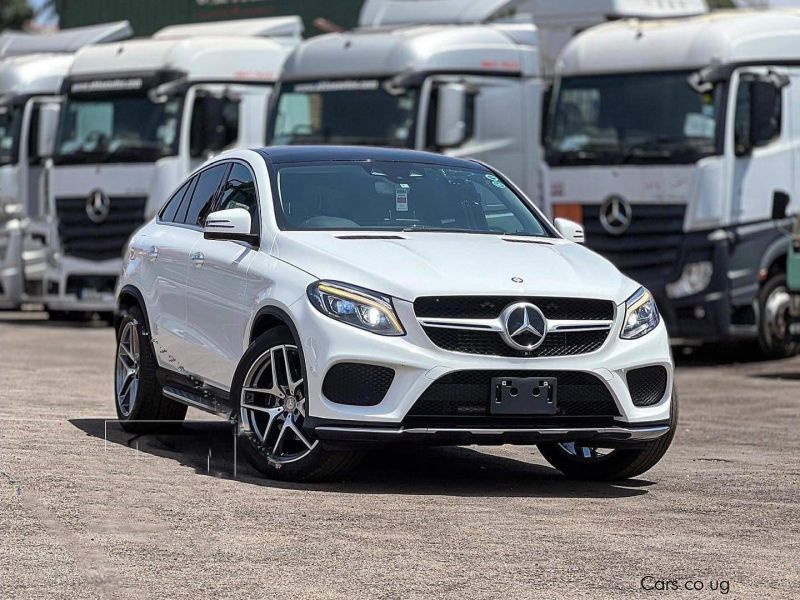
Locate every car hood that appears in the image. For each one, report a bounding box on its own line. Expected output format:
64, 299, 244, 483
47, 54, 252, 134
272, 231, 639, 304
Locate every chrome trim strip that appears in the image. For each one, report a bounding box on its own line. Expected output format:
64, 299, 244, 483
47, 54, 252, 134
417, 316, 613, 333
315, 425, 670, 440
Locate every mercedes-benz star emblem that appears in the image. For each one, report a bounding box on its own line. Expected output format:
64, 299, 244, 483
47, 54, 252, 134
85, 189, 111, 224
500, 302, 548, 351
599, 194, 632, 235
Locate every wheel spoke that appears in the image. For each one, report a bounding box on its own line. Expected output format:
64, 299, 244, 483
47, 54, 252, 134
243, 385, 284, 399
281, 346, 302, 394
287, 418, 313, 450
272, 416, 290, 455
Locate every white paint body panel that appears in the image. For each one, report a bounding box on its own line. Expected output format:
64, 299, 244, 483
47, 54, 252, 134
119, 149, 674, 425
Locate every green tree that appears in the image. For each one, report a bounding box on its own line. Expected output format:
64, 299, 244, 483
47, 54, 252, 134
0, 0, 33, 30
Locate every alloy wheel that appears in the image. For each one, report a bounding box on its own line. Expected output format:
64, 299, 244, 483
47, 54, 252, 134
557, 442, 615, 461
116, 321, 140, 417
240, 344, 318, 465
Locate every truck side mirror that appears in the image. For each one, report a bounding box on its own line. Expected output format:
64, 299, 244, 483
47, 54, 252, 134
750, 80, 781, 148
435, 83, 468, 148
37, 104, 61, 159
554, 218, 584, 244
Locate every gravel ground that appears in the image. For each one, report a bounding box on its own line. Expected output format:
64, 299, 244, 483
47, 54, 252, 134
1, 312, 798, 599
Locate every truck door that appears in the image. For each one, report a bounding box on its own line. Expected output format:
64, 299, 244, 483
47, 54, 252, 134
186, 83, 270, 172
726, 67, 794, 342
419, 75, 541, 201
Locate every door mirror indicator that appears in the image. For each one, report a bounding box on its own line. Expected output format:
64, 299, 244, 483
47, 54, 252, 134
203, 208, 258, 245
554, 218, 584, 244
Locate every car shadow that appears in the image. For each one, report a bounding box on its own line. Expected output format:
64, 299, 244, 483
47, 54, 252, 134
0, 311, 110, 328
70, 418, 654, 499
672, 342, 781, 367
750, 371, 800, 381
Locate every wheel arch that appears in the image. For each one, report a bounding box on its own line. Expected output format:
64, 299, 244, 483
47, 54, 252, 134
116, 285, 151, 335
249, 304, 302, 348
759, 235, 789, 281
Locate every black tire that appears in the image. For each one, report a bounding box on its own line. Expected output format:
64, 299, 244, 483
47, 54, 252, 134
233, 326, 363, 482
114, 305, 186, 433
537, 387, 679, 481
757, 272, 799, 359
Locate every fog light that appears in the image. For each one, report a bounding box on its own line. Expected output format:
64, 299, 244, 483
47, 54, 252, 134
666, 261, 713, 299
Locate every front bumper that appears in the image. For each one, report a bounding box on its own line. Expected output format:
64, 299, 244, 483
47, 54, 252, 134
26, 254, 120, 312
290, 294, 674, 431
309, 419, 670, 447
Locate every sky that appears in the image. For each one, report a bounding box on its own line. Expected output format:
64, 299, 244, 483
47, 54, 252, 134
27, 0, 58, 27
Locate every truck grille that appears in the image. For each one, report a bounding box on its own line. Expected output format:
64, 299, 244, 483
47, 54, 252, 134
55, 196, 147, 261
582, 203, 686, 280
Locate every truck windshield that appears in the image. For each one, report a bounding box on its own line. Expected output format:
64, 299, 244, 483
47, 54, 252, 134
269, 80, 418, 148
53, 94, 182, 165
0, 104, 22, 167
546, 71, 720, 165
272, 160, 549, 237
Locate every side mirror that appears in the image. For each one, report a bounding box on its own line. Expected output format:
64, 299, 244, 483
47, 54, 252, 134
750, 80, 781, 148
204, 208, 258, 245
37, 103, 61, 159
435, 83, 468, 148
554, 218, 584, 244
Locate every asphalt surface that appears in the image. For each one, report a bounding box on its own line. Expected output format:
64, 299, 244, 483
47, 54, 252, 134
1, 311, 798, 599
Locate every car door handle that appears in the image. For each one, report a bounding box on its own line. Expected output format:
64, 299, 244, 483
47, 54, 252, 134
146, 246, 158, 261
190, 252, 204, 267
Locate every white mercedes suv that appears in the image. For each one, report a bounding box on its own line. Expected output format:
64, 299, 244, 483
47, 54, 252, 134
114, 146, 676, 481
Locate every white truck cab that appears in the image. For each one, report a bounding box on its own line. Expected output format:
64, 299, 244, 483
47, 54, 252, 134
268, 0, 707, 206
544, 10, 800, 356
0, 22, 131, 309
25, 16, 301, 317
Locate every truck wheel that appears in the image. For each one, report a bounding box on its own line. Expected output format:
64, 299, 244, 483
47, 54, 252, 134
758, 272, 798, 359
537, 388, 678, 481
115, 306, 186, 432
233, 326, 362, 482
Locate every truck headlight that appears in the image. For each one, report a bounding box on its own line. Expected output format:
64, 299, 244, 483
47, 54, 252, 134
665, 261, 713, 299
621, 287, 660, 340
307, 281, 405, 336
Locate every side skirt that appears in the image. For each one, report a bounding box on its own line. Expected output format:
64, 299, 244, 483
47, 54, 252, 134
156, 367, 235, 420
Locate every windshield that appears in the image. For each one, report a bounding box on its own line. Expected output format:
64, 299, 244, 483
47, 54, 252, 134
0, 104, 23, 167
546, 71, 721, 166
53, 94, 182, 165
273, 160, 549, 236
269, 80, 418, 147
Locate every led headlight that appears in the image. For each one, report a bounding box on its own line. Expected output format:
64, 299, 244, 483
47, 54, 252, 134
307, 281, 405, 336
621, 287, 660, 340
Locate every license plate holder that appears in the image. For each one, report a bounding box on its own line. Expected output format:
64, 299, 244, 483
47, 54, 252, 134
490, 377, 558, 415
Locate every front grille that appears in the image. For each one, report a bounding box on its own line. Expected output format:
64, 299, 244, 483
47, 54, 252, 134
55, 196, 147, 261
407, 370, 619, 418
322, 362, 395, 406
627, 366, 668, 407
414, 296, 614, 320
582, 203, 686, 281
423, 328, 608, 358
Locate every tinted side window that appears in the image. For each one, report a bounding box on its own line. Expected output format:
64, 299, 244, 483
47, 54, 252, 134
160, 179, 192, 223
180, 164, 228, 226
734, 81, 751, 156
218, 163, 259, 233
